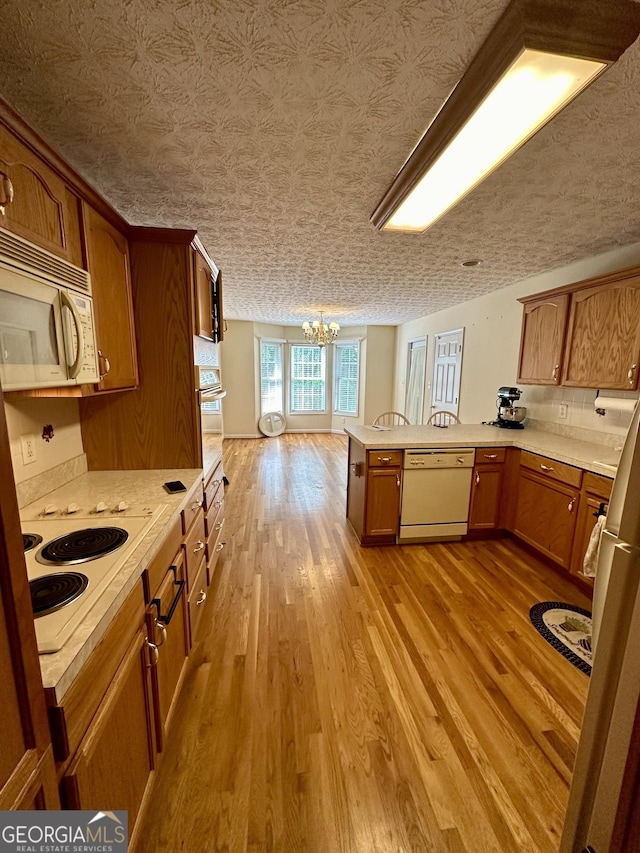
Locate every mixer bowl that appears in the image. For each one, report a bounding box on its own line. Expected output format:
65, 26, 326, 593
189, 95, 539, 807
501, 406, 526, 422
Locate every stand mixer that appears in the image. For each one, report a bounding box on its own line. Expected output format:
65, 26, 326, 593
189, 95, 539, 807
490, 387, 526, 429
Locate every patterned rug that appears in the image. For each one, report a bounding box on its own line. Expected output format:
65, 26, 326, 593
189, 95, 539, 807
529, 602, 593, 676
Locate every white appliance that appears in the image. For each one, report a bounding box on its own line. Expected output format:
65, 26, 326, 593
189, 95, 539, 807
398, 448, 474, 543
21, 500, 164, 653
0, 226, 100, 391
561, 399, 640, 852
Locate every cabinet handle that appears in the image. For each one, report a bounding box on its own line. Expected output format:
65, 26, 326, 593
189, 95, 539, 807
568, 498, 576, 512
0, 173, 14, 215
377, 456, 393, 463
191, 499, 203, 510
97, 350, 111, 379
483, 454, 497, 459
214, 500, 223, 509
552, 364, 559, 381
396, 474, 400, 487
476, 472, 480, 485
215, 519, 224, 531
540, 464, 554, 472
154, 619, 167, 646
193, 540, 205, 554
145, 640, 159, 667
215, 542, 224, 553
151, 569, 186, 625
196, 589, 207, 606
628, 364, 637, 386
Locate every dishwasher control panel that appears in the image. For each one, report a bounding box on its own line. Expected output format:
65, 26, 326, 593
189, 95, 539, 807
403, 449, 474, 469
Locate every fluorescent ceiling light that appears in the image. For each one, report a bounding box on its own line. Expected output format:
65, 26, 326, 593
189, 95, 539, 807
370, 0, 640, 234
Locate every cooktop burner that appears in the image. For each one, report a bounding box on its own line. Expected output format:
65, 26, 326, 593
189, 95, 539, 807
23, 533, 43, 552
30, 572, 89, 617
36, 527, 129, 566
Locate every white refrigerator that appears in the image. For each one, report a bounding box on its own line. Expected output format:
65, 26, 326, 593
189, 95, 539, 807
561, 399, 640, 852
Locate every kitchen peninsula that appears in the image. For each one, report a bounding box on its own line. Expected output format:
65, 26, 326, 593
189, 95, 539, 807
345, 422, 617, 585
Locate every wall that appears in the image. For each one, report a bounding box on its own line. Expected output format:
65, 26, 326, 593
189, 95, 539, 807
4, 398, 87, 505
394, 241, 640, 437
221, 320, 396, 437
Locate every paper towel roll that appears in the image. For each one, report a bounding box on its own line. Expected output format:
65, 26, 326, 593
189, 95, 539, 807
593, 396, 638, 415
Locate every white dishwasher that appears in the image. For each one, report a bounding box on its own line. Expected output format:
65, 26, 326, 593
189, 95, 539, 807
398, 448, 475, 543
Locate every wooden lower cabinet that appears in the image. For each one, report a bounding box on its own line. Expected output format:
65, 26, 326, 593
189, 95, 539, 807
468, 448, 506, 531
570, 472, 613, 584
346, 442, 402, 544
62, 629, 155, 826
366, 466, 401, 537
514, 470, 580, 570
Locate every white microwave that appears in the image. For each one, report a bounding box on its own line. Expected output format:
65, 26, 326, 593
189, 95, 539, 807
0, 228, 100, 391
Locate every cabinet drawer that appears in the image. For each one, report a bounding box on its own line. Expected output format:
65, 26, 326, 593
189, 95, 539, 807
474, 447, 506, 464
181, 491, 205, 535
204, 462, 224, 511
367, 450, 403, 467
143, 515, 182, 603
583, 471, 614, 499
187, 558, 209, 646
182, 508, 206, 589
520, 451, 582, 488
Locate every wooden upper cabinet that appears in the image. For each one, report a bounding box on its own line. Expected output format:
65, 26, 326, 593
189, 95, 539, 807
82, 203, 139, 392
213, 268, 224, 342
562, 276, 640, 390
193, 249, 214, 340
517, 293, 569, 385
0, 122, 83, 267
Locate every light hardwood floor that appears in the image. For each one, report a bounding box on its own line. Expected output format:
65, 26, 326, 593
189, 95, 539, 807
135, 434, 591, 852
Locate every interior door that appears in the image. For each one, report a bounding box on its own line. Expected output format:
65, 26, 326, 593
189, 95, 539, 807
430, 329, 464, 418
405, 337, 426, 424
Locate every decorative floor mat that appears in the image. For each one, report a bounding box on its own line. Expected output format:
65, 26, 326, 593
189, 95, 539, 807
529, 601, 592, 676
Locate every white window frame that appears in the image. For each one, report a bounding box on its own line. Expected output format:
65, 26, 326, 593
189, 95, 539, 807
333, 340, 360, 417
259, 338, 285, 416
289, 343, 327, 414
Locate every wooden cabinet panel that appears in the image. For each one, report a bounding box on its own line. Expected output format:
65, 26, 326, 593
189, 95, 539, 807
194, 249, 214, 340
0, 123, 82, 266
468, 465, 503, 530
82, 203, 138, 392
147, 550, 188, 752
520, 450, 583, 489
365, 467, 401, 537
517, 293, 569, 385
63, 629, 154, 828
562, 277, 640, 389
514, 471, 579, 569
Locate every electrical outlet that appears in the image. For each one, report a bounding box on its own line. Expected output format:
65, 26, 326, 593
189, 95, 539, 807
559, 403, 568, 420
20, 434, 37, 464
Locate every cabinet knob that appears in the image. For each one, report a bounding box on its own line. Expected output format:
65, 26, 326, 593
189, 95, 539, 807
215, 542, 224, 553
191, 499, 203, 510
196, 589, 207, 606
628, 364, 637, 385
215, 519, 224, 531
193, 540, 205, 554
552, 364, 559, 381
145, 639, 159, 667
396, 474, 400, 487
0, 174, 14, 215
97, 350, 111, 379
476, 472, 480, 485
568, 498, 576, 512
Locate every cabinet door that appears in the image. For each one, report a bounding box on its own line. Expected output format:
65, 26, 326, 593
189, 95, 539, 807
0, 124, 83, 266
517, 293, 569, 385
514, 471, 579, 569
147, 551, 189, 752
468, 465, 503, 530
82, 204, 139, 391
213, 268, 224, 342
193, 249, 214, 340
562, 277, 640, 389
365, 468, 401, 537
63, 629, 155, 829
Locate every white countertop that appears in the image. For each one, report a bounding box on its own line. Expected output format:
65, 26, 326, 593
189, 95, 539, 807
22, 467, 204, 701
345, 424, 620, 478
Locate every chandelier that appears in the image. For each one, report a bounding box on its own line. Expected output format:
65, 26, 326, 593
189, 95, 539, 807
301, 312, 340, 348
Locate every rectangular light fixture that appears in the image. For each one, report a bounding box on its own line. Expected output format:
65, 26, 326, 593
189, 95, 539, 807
370, 0, 640, 234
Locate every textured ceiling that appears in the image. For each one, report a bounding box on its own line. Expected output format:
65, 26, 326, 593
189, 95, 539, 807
1, 0, 640, 328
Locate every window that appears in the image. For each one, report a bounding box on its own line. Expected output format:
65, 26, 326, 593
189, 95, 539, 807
260, 340, 284, 415
290, 345, 326, 412
333, 341, 360, 415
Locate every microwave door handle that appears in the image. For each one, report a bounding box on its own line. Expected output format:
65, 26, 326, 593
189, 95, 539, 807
60, 290, 85, 379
